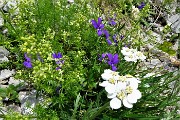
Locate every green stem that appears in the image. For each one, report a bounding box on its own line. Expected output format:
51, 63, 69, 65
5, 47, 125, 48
122, 21, 140, 41
0, 114, 5, 118
0, 9, 20, 38
89, 102, 110, 120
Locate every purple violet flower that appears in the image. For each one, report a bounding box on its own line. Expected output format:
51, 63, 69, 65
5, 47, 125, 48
56, 66, 61, 70
103, 30, 110, 39
23, 61, 33, 68
52, 52, 63, 59
56, 60, 65, 65
113, 34, 118, 44
24, 53, 31, 62
120, 35, 124, 40
97, 29, 104, 36
138, 2, 145, 10
52, 52, 64, 70
103, 30, 112, 45
23, 53, 32, 68
92, 17, 116, 45
107, 53, 119, 71
99, 53, 119, 71
91, 17, 104, 29
91, 17, 105, 36
106, 39, 112, 45
98, 53, 107, 62
108, 18, 116, 26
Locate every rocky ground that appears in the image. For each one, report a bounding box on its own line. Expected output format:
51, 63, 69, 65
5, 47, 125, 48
0, 0, 180, 118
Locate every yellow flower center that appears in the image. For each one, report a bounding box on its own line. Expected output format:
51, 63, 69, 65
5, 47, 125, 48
118, 76, 127, 82
125, 86, 133, 94
117, 91, 125, 100
111, 71, 118, 76
109, 78, 115, 84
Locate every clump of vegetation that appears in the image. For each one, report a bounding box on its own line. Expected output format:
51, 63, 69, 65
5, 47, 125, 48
0, 0, 179, 119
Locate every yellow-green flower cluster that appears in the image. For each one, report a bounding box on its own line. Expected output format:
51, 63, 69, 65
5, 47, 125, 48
32, 60, 63, 82
20, 29, 54, 61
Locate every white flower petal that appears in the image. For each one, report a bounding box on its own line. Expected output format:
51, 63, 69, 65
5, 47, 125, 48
105, 84, 116, 94
114, 75, 120, 81
127, 94, 138, 103
128, 79, 139, 90
101, 73, 111, 80
131, 90, 142, 99
110, 98, 121, 109
121, 47, 130, 55
107, 93, 117, 99
124, 55, 137, 62
127, 90, 142, 103
99, 81, 109, 87
101, 69, 113, 80
123, 98, 133, 108
104, 69, 112, 73
135, 51, 146, 61
117, 82, 126, 90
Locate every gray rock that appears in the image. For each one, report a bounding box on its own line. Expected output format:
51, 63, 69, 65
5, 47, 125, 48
151, 32, 163, 43
8, 77, 24, 86
159, 56, 171, 63
3, 0, 19, 15
150, 59, 162, 66
19, 91, 35, 115
0, 69, 15, 81
0, 107, 7, 115
7, 104, 21, 113
18, 91, 27, 102
167, 14, 180, 24
3, 0, 17, 11
19, 90, 44, 115
166, 14, 180, 33
0, 46, 10, 56
171, 19, 180, 33
0, 84, 8, 88
0, 56, 9, 63
0, 79, 8, 84
0, 46, 9, 62
164, 65, 178, 72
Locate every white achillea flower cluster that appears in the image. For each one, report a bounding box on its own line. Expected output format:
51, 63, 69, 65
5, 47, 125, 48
100, 69, 142, 109
121, 47, 146, 62
132, 6, 140, 19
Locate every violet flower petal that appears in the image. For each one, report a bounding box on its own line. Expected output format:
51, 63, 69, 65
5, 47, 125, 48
91, 20, 98, 29
97, 29, 103, 36
23, 61, 32, 68
112, 54, 119, 64
138, 2, 145, 10
24, 53, 31, 62
97, 17, 102, 26
112, 65, 117, 71
106, 39, 112, 45
99, 24, 104, 29
56, 66, 61, 70
102, 53, 107, 58
107, 53, 113, 61
57, 52, 63, 58
103, 30, 110, 39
